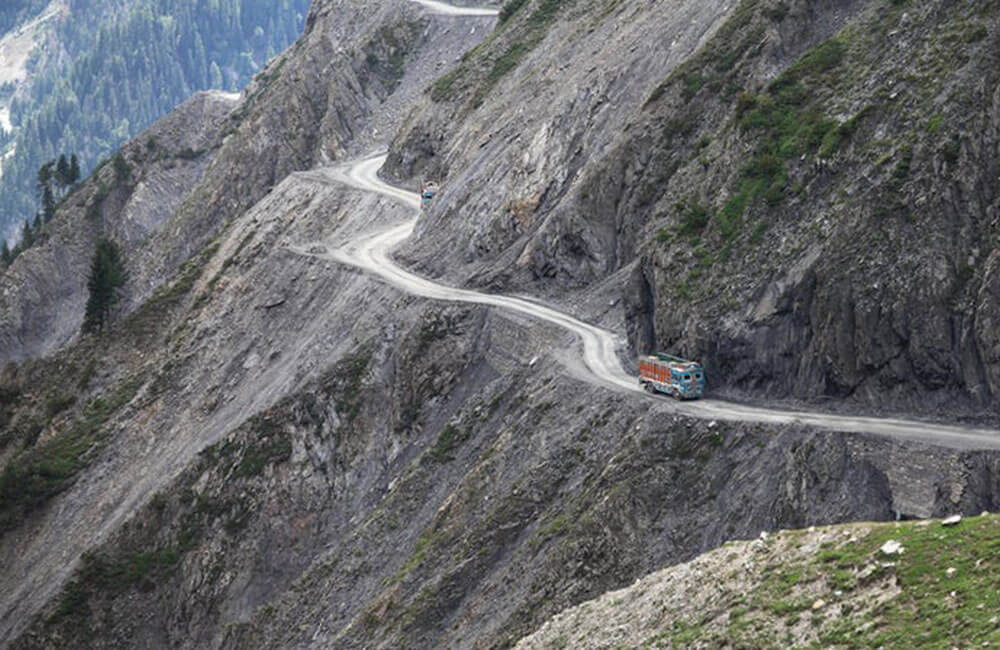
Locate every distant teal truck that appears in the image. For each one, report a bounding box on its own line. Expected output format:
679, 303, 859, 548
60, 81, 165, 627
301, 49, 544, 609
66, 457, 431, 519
638, 353, 705, 399
421, 181, 438, 209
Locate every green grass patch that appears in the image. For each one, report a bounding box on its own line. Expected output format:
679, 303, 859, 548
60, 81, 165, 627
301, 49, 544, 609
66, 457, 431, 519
711, 34, 858, 240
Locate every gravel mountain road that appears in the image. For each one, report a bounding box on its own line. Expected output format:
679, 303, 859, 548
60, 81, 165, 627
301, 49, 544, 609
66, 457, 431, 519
292, 154, 1000, 451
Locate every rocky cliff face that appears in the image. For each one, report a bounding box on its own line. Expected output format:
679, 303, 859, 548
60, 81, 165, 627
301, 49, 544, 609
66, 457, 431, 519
1, 0, 999, 649
386, 0, 1000, 416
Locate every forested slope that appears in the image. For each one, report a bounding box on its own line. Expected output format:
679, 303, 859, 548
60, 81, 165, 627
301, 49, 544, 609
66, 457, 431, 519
0, 1, 50, 37
0, 0, 310, 238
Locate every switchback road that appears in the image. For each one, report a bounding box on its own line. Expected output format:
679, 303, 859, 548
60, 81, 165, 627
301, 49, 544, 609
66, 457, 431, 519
293, 154, 1000, 450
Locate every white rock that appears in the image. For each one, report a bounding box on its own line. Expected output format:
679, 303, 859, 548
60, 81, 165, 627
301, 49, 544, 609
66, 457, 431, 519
812, 599, 826, 610
759, 531, 769, 541
946, 567, 957, 577
880, 540, 905, 556
942, 515, 962, 526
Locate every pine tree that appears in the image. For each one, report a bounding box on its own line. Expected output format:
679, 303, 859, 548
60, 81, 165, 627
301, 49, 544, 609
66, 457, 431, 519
56, 154, 70, 187
82, 238, 127, 334
20, 220, 34, 248
1, 240, 11, 267
69, 154, 81, 184
42, 186, 55, 221
36, 161, 52, 198
112, 152, 131, 183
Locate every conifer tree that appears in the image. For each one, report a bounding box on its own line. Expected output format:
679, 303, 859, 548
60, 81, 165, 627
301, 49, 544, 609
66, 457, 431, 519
42, 186, 55, 222
82, 238, 127, 334
69, 154, 81, 184
36, 162, 52, 198
20, 220, 33, 248
56, 154, 70, 187
1, 240, 11, 267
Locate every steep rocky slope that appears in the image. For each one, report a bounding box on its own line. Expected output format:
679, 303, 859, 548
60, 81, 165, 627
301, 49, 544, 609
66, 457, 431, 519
386, 0, 1000, 417
1, 0, 999, 649
0, 90, 237, 361
515, 514, 1000, 648
0, 0, 495, 362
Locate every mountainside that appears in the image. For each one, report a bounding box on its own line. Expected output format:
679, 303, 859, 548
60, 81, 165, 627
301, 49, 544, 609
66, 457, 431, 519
0, 0, 310, 240
0, 0, 999, 649
386, 0, 1000, 418
517, 514, 1000, 648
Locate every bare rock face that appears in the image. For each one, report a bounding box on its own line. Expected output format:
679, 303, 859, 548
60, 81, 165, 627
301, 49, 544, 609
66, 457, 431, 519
386, 0, 1000, 417
975, 249, 1000, 399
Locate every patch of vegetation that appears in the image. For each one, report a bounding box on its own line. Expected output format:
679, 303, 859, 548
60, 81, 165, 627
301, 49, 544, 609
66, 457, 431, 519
175, 147, 205, 160
940, 134, 961, 164
44, 393, 77, 419
762, 2, 789, 22
332, 347, 373, 425
0, 374, 144, 532
233, 414, 292, 478
125, 240, 219, 343
645, 1, 763, 106
531, 513, 570, 548
675, 200, 712, 239
429, 424, 471, 462
52, 547, 182, 621
198, 411, 291, 480
499, 0, 528, 24
890, 144, 913, 187
713, 36, 856, 240
430, 0, 577, 107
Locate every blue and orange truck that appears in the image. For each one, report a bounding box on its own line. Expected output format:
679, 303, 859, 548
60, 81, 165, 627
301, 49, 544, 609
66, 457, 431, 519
638, 353, 705, 399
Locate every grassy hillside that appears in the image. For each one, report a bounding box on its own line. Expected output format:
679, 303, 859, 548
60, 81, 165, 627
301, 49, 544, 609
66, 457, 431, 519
516, 514, 1000, 648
